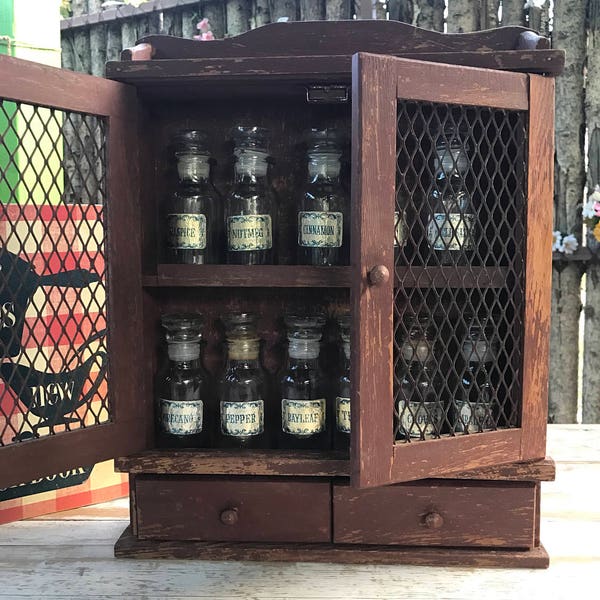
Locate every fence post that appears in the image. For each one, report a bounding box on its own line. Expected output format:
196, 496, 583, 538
326, 0, 352, 19
583, 0, 600, 423
414, 0, 445, 30
446, 0, 480, 32
550, 0, 587, 423
501, 0, 525, 26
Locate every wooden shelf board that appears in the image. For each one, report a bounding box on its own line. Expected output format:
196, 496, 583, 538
116, 449, 554, 482
143, 265, 352, 288
115, 449, 351, 476
142, 265, 510, 288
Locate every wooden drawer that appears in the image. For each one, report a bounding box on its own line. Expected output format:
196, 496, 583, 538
333, 481, 536, 548
135, 477, 331, 543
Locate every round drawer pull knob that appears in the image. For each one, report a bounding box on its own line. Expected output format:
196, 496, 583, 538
424, 512, 444, 529
220, 508, 238, 526
368, 265, 390, 286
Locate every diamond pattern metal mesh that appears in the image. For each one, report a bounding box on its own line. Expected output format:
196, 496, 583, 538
393, 101, 527, 443
0, 99, 109, 446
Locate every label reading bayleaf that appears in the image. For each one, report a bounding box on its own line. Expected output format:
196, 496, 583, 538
167, 213, 207, 250
228, 215, 272, 251
298, 211, 343, 248
282, 399, 326, 436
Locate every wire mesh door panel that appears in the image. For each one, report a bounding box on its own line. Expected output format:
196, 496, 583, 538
0, 101, 109, 445
393, 102, 526, 445
351, 54, 550, 488
0, 56, 145, 489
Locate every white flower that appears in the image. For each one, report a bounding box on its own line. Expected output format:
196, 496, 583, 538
582, 200, 596, 219
590, 185, 600, 204
524, 0, 546, 9
561, 234, 579, 255
552, 230, 563, 252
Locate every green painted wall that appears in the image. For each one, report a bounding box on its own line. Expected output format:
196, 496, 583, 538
0, 0, 19, 204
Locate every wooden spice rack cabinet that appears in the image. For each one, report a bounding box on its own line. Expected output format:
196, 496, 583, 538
0, 21, 564, 568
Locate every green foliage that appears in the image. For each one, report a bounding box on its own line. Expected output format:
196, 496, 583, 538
60, 0, 71, 18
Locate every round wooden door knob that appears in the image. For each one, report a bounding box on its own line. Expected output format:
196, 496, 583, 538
424, 512, 444, 529
368, 265, 390, 286
219, 508, 238, 526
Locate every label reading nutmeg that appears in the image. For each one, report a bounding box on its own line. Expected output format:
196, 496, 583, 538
227, 215, 272, 251
282, 399, 326, 437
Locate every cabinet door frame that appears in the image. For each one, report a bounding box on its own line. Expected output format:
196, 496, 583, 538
350, 52, 553, 488
0, 56, 148, 488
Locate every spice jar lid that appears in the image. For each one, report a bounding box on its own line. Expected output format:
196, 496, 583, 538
172, 130, 209, 154
305, 128, 345, 153
232, 126, 270, 152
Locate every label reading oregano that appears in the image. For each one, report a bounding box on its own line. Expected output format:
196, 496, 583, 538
227, 215, 272, 251
298, 211, 343, 248
221, 400, 264, 437
167, 213, 207, 250
282, 399, 326, 436
160, 399, 203, 435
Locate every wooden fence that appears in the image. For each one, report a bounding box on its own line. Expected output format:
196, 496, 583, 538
60, 0, 600, 423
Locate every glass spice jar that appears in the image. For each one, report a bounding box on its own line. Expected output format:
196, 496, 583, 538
156, 313, 212, 448
225, 127, 275, 265
426, 124, 476, 265
452, 319, 498, 434
279, 313, 330, 449
396, 314, 445, 441
334, 312, 351, 451
217, 313, 269, 448
165, 130, 219, 264
297, 128, 349, 266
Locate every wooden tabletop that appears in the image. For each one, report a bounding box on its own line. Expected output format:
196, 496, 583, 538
0, 424, 597, 599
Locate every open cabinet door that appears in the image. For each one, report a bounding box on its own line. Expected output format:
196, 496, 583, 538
350, 53, 553, 488
0, 56, 147, 488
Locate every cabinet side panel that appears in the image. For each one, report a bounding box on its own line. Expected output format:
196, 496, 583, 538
520, 75, 553, 460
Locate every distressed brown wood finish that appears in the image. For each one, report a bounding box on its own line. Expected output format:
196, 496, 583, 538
333, 481, 536, 548
147, 265, 352, 287
115, 450, 554, 481
125, 21, 552, 60
116, 450, 350, 476
350, 53, 396, 488
353, 53, 535, 488
135, 478, 331, 543
114, 526, 550, 568
520, 75, 554, 460
107, 51, 564, 86
0, 56, 147, 489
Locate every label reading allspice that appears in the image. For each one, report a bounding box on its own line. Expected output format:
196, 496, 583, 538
221, 400, 264, 437
160, 399, 203, 435
336, 397, 351, 433
282, 399, 326, 436
227, 215, 272, 251
167, 213, 207, 250
298, 211, 343, 248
